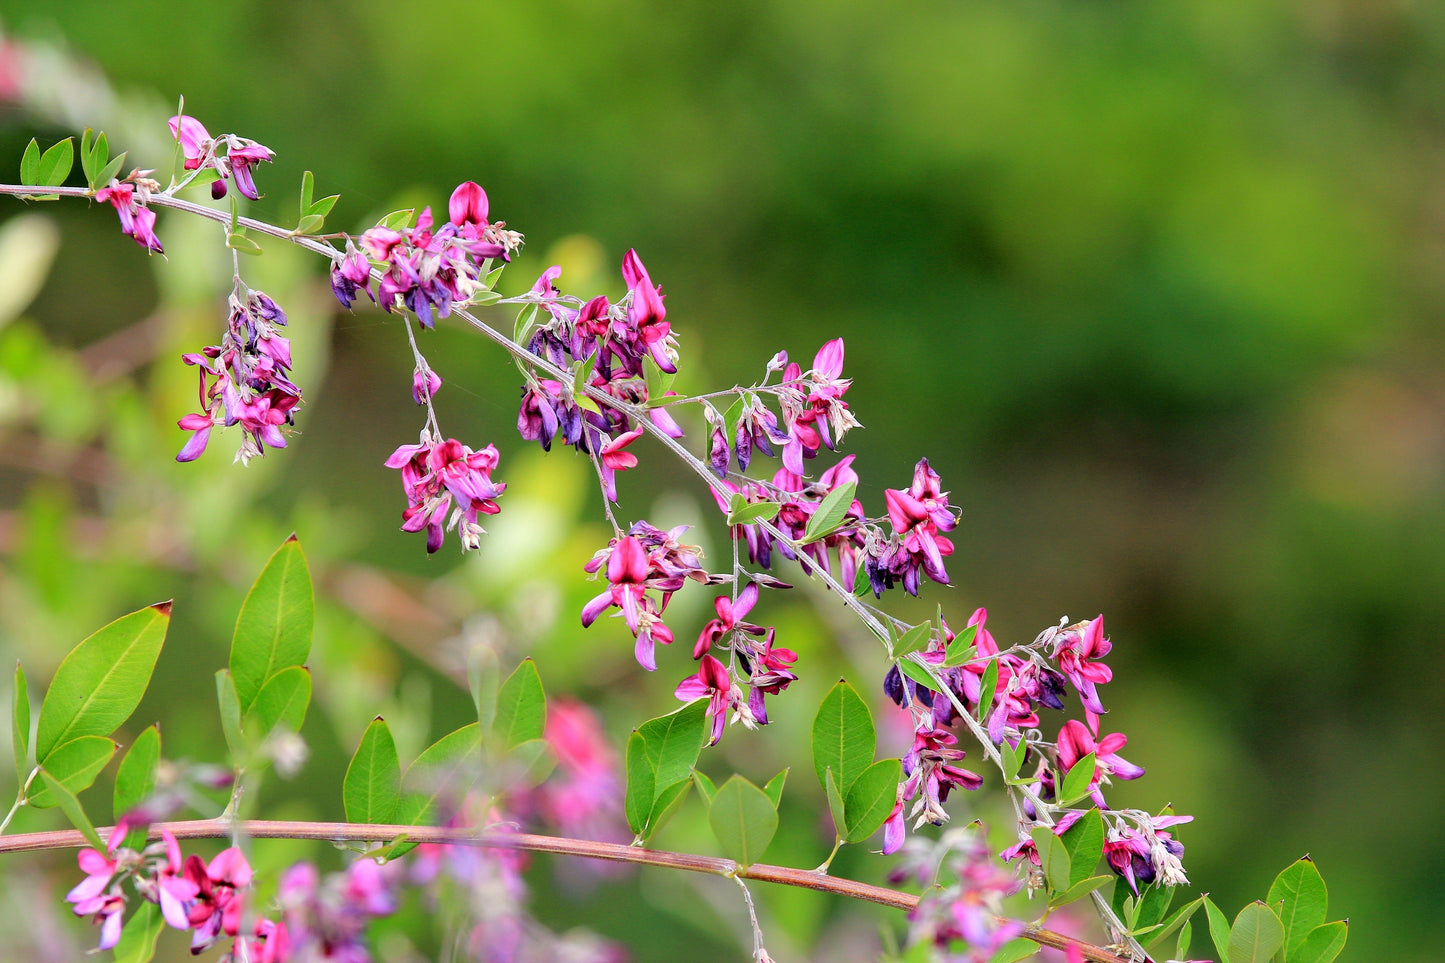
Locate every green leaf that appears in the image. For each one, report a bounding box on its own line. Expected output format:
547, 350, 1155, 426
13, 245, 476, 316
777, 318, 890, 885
977, 658, 1000, 724
35, 768, 104, 849
986, 937, 1039, 963
36, 138, 74, 187
1049, 875, 1113, 908
1059, 753, 1097, 806
35, 602, 169, 761
708, 775, 778, 869
1227, 901, 1285, 963
637, 700, 709, 792
1176, 919, 1193, 962
941, 630, 979, 667
28, 736, 116, 809
19, 138, 39, 185
692, 769, 718, 806
215, 670, 244, 760
246, 666, 311, 737
96, 151, 127, 189
892, 622, 932, 659
843, 757, 902, 843
112, 899, 165, 963
228, 193, 240, 233
1111, 877, 1135, 927
344, 717, 401, 824
762, 768, 788, 808
308, 194, 340, 218
811, 680, 876, 795
294, 213, 326, 235
1204, 895, 1233, 963
1059, 807, 1104, 888
493, 659, 546, 749
726, 500, 781, 526
378, 209, 415, 230
79, 129, 97, 185
1032, 826, 1071, 894
1133, 882, 1174, 934
1001, 737, 1026, 781
1290, 921, 1347, 963
824, 766, 847, 838
513, 303, 539, 345
645, 777, 692, 842
624, 731, 653, 836
113, 724, 160, 824
230, 536, 314, 716
896, 656, 942, 692
299, 170, 315, 213
397, 722, 482, 826
1267, 857, 1328, 960
468, 647, 500, 732
803, 480, 857, 543
1144, 895, 1204, 952
88, 132, 110, 188
502, 738, 556, 791
719, 398, 744, 452
227, 232, 264, 255
12, 662, 29, 788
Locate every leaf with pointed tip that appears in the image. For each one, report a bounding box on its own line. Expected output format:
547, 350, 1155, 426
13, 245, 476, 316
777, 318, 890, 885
811, 680, 875, 795
112, 898, 165, 963
36, 603, 169, 761
624, 731, 653, 836
96, 152, 126, 189
1049, 875, 1114, 909
1001, 737, 1026, 781
1059, 807, 1104, 888
308, 194, 339, 218
1176, 919, 1193, 962
396, 722, 482, 827
803, 481, 857, 543
708, 775, 777, 869
1031, 825, 1071, 895
1227, 901, 1284, 963
35, 768, 104, 849
230, 537, 314, 716
763, 768, 788, 808
1267, 857, 1328, 960
897, 656, 942, 692
1290, 921, 1347, 963
727, 501, 781, 526
12, 662, 29, 787
843, 758, 902, 843
28, 736, 116, 809
493, 659, 545, 750
977, 658, 999, 724
113, 724, 160, 844
299, 170, 315, 213
36, 138, 73, 187
379, 209, 415, 230
247, 666, 311, 738
227, 231, 264, 255
19, 138, 38, 185
344, 717, 400, 825
1059, 753, 1097, 806
1144, 895, 1203, 952
1134, 882, 1174, 934
79, 129, 97, 185
645, 778, 692, 843
1204, 895, 1233, 963
892, 623, 933, 659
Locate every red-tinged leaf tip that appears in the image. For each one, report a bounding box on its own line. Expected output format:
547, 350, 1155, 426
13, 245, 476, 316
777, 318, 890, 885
285, 533, 300, 544
373, 715, 385, 722
151, 600, 174, 615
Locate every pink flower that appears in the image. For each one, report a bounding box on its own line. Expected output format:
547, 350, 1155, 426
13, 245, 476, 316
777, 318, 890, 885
674, 654, 735, 746
694, 582, 763, 659
1056, 719, 1144, 808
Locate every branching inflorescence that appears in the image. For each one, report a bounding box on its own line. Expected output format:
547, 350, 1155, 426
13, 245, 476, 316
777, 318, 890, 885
0, 107, 1351, 963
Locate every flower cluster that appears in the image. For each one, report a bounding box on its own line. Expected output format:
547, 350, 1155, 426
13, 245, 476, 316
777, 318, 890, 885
514, 252, 685, 499
384, 432, 506, 553
94, 170, 164, 253
581, 523, 710, 670
177, 287, 301, 464
889, 827, 1025, 963
333, 182, 522, 327
169, 114, 274, 200
65, 821, 289, 959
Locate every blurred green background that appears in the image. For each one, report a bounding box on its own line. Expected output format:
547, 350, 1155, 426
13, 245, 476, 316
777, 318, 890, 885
0, 1, 1438, 959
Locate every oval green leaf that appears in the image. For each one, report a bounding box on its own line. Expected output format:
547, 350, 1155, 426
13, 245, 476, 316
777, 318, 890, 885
1059, 753, 1097, 806
231, 536, 314, 716
112, 899, 165, 963
1291, 921, 1347, 963
637, 700, 709, 791
811, 679, 875, 795
1228, 901, 1285, 963
1059, 807, 1104, 888
113, 724, 160, 823
36, 602, 170, 761
708, 775, 778, 869
624, 731, 654, 836
843, 757, 902, 843
397, 722, 482, 826
344, 717, 401, 824
1205, 895, 1233, 963
803, 481, 857, 543
1267, 856, 1328, 959
247, 665, 311, 738
493, 659, 546, 750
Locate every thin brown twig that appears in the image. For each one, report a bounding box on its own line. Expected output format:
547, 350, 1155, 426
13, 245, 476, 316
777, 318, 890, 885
0, 818, 1131, 962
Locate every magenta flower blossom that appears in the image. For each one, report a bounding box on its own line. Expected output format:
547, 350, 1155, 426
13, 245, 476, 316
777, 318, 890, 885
674, 654, 736, 745
868, 457, 957, 596
694, 582, 764, 659
597, 426, 644, 502
386, 435, 506, 553
169, 114, 211, 169
412, 364, 442, 405
1052, 615, 1113, 733
580, 523, 707, 670
169, 114, 274, 199
741, 626, 798, 725
95, 180, 163, 253
65, 824, 128, 950
620, 249, 674, 374
330, 243, 374, 309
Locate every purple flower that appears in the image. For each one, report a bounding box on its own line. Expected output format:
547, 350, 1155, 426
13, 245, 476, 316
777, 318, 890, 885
675, 654, 736, 745
94, 181, 163, 253
412, 364, 442, 405
386, 436, 506, 553
1056, 719, 1144, 808
694, 583, 763, 659
331, 243, 374, 309
1052, 616, 1113, 733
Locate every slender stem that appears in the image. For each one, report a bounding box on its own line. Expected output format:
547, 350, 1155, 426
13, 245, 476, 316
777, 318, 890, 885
0, 819, 1130, 963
